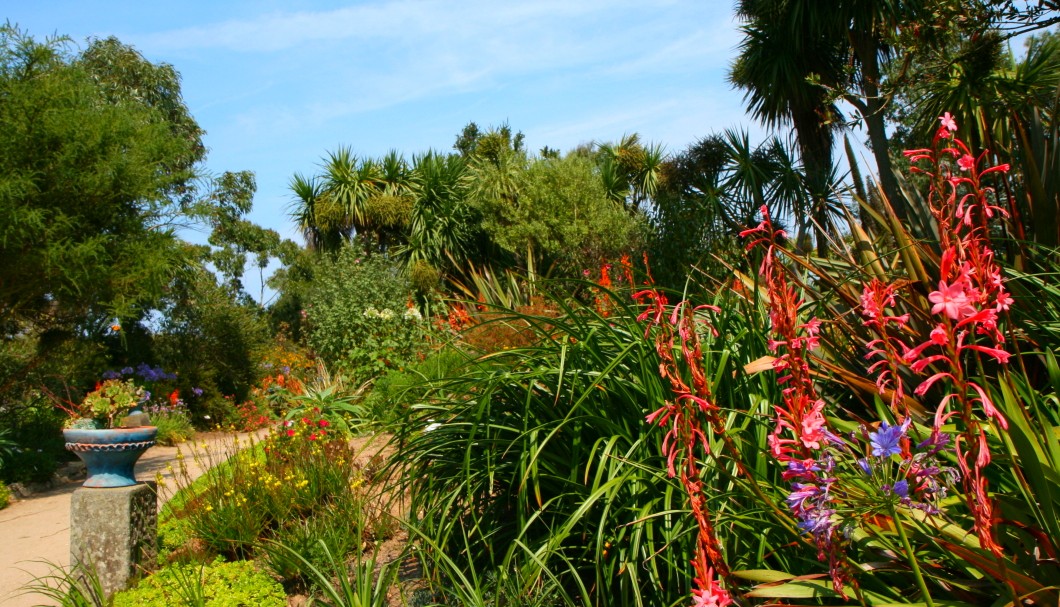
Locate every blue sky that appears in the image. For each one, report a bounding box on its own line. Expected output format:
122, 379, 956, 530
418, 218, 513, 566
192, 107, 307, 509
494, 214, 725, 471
6, 1, 758, 245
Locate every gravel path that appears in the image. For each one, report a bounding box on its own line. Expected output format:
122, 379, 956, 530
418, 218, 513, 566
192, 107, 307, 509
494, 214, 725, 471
0, 431, 263, 606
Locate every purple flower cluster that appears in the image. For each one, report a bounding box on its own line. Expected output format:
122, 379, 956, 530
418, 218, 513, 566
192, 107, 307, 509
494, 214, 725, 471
860, 419, 958, 515
783, 456, 843, 551
782, 418, 960, 562
102, 363, 176, 382
869, 420, 908, 457
144, 401, 189, 416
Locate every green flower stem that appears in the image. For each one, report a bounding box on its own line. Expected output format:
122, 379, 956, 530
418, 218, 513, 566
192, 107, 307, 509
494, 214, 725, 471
892, 505, 934, 607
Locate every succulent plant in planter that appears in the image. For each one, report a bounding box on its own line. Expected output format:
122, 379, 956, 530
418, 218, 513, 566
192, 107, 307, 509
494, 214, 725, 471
67, 379, 145, 430
63, 379, 157, 488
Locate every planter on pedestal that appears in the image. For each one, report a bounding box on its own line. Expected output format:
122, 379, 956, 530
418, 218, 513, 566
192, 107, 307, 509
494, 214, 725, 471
63, 426, 158, 488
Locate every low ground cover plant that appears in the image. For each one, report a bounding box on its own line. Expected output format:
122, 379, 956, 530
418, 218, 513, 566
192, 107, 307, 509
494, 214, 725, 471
113, 558, 286, 607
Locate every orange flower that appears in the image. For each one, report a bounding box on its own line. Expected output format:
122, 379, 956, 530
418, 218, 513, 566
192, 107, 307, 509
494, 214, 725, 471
111, 324, 122, 332
169, 389, 180, 405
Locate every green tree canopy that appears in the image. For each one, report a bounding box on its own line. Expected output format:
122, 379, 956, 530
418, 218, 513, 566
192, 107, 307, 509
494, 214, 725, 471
473, 153, 646, 277
0, 27, 202, 335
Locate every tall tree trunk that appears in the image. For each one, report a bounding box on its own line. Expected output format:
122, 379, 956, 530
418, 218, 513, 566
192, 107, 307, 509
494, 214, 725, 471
851, 30, 907, 223
793, 111, 834, 258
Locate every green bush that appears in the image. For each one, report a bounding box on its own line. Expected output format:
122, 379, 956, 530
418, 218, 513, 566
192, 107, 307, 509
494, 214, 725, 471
305, 243, 433, 382
0, 480, 11, 509
112, 558, 285, 606
3, 449, 60, 485
364, 345, 469, 425
0, 404, 66, 485
259, 506, 362, 587
153, 267, 272, 422
149, 408, 195, 446
397, 287, 703, 605
163, 420, 388, 568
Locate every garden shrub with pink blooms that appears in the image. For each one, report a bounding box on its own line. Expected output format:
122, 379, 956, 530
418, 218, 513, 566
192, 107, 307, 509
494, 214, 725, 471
639, 114, 1060, 606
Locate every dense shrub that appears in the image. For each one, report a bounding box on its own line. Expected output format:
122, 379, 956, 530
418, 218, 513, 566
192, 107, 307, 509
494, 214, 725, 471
397, 289, 703, 605
305, 243, 433, 382
161, 414, 392, 587
0, 405, 66, 485
153, 267, 272, 424
363, 344, 469, 424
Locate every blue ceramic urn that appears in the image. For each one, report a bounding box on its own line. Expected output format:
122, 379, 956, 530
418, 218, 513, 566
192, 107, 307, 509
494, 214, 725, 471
63, 426, 158, 488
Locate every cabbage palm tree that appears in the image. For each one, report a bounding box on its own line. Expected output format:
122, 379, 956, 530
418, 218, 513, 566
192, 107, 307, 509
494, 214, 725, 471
404, 152, 481, 276
289, 148, 412, 253
595, 133, 666, 213
730, 0, 845, 256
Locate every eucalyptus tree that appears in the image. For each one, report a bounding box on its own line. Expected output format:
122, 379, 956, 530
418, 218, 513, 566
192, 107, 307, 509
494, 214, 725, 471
0, 27, 203, 333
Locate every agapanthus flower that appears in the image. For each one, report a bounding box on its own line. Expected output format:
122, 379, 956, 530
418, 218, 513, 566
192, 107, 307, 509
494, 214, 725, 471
869, 420, 909, 458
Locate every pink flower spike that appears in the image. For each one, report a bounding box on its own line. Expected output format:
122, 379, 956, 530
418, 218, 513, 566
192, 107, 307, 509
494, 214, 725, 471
957, 154, 976, 172
914, 371, 956, 396
939, 112, 958, 132
969, 382, 1009, 430
800, 399, 827, 449
929, 280, 976, 319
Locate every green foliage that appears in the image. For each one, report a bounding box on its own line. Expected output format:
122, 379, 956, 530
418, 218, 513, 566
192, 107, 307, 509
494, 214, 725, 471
74, 379, 143, 428
0, 479, 10, 509
153, 266, 271, 419
0, 427, 16, 472
149, 408, 195, 446
19, 560, 109, 607
258, 507, 364, 591
364, 345, 469, 425
112, 559, 285, 607
163, 424, 388, 572
265, 538, 397, 607
0, 26, 197, 332
0, 404, 66, 485
397, 287, 704, 605
283, 383, 369, 437
473, 154, 646, 278
305, 243, 432, 381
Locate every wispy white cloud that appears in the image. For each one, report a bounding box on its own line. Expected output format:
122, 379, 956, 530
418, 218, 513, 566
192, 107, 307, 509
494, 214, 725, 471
163, 1, 736, 141
140, 0, 626, 54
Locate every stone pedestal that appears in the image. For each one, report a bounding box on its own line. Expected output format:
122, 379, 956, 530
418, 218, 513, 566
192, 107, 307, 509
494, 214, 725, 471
70, 482, 156, 597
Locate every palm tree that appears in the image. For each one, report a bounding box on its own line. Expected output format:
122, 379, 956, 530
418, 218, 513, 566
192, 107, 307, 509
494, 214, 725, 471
730, 0, 845, 256
595, 133, 666, 214
288, 172, 339, 252
288, 148, 413, 254
403, 152, 481, 277
829, 0, 928, 223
